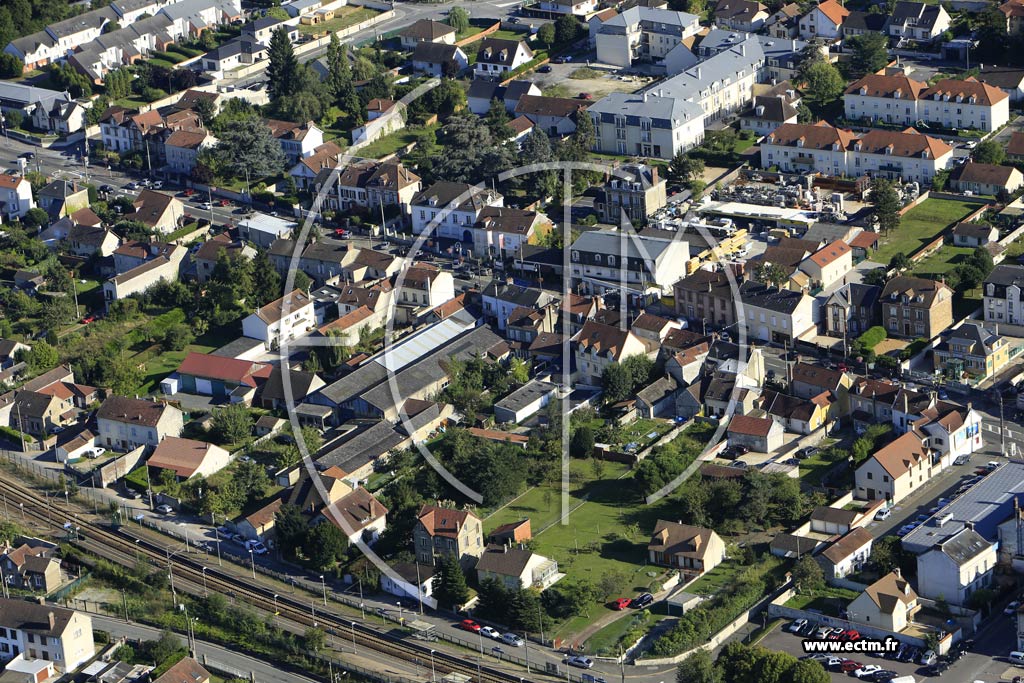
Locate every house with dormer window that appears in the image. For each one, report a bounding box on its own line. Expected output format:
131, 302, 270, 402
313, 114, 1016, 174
474, 38, 533, 78
880, 276, 953, 339
983, 264, 1024, 325
918, 78, 1008, 132
410, 181, 504, 240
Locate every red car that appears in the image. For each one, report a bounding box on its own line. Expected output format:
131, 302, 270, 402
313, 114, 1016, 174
840, 660, 862, 673
80, 315, 97, 324
458, 619, 481, 633
843, 629, 861, 641
219, 199, 230, 207
183, 188, 195, 197
612, 598, 631, 610
334, 228, 351, 238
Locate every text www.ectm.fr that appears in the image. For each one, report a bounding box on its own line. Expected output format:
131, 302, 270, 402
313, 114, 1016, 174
802, 637, 902, 654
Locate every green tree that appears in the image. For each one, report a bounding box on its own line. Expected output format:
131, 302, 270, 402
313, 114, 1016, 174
888, 252, 911, 272
755, 262, 789, 289
266, 26, 299, 102
434, 552, 470, 609
570, 424, 595, 458
233, 458, 270, 503
869, 177, 901, 235
801, 60, 845, 109
676, 650, 720, 683
274, 503, 308, 559
973, 140, 1006, 165
571, 108, 596, 154
23, 341, 58, 373
251, 250, 282, 305
211, 403, 254, 444
602, 363, 632, 404
870, 535, 902, 573
790, 660, 830, 683
215, 118, 287, 180
305, 626, 326, 652
537, 22, 555, 48
668, 152, 705, 186
22, 207, 49, 230
0, 53, 23, 79
484, 97, 514, 141
792, 555, 824, 592
446, 7, 470, 34
306, 522, 348, 570
846, 33, 889, 77
555, 14, 580, 43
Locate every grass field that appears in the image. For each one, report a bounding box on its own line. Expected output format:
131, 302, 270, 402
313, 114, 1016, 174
873, 198, 980, 263
911, 245, 977, 277
686, 560, 746, 597
297, 7, 379, 35
785, 586, 860, 614
357, 123, 439, 159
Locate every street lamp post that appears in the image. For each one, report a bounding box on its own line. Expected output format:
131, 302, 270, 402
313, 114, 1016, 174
397, 601, 403, 624
201, 567, 208, 597
248, 548, 256, 579
350, 621, 357, 652
273, 594, 279, 614
320, 574, 328, 606
429, 650, 436, 683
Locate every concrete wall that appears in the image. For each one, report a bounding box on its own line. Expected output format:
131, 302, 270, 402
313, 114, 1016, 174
92, 445, 147, 488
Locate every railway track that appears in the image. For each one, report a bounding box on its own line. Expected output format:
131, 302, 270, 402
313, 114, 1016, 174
0, 475, 543, 683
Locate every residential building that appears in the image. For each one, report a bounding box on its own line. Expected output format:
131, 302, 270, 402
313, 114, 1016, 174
799, 239, 852, 290
569, 230, 690, 299
102, 244, 187, 305
192, 233, 255, 284
594, 164, 667, 225
888, 1, 951, 43
147, 436, 230, 480
96, 396, 183, 450
739, 92, 799, 137
983, 264, 1024, 325
538, 0, 598, 15
1002, 0, 1024, 34
474, 39, 533, 79
38, 180, 89, 219
494, 380, 558, 424
10, 391, 69, 437
587, 89, 706, 159
855, 430, 935, 504
264, 119, 324, 164
880, 276, 954, 339
647, 520, 726, 578
30, 99, 86, 135
242, 289, 315, 350
977, 65, 1024, 104
472, 207, 547, 260
164, 129, 215, 176
843, 73, 927, 127
380, 562, 437, 606
466, 79, 541, 116
0, 597, 94, 672
475, 545, 561, 591
852, 128, 955, 183
739, 281, 819, 343
727, 414, 784, 452
397, 263, 455, 312
130, 190, 184, 234
571, 320, 650, 385
759, 121, 854, 177
798, 0, 849, 39
0, 176, 35, 221
410, 181, 503, 240
0, 544, 62, 593
766, 2, 801, 37
825, 283, 881, 339
713, 0, 768, 31
918, 78, 1009, 133
790, 361, 851, 416
320, 487, 388, 545
514, 94, 586, 137
842, 10, 889, 37
398, 19, 456, 49
153, 659, 210, 683
817, 527, 874, 580
951, 221, 999, 247
413, 504, 484, 568
846, 570, 919, 631
673, 268, 739, 330
593, 6, 701, 67
916, 526, 996, 606
950, 161, 1024, 195
481, 281, 555, 331
411, 43, 468, 77
201, 38, 267, 74
933, 321, 1013, 382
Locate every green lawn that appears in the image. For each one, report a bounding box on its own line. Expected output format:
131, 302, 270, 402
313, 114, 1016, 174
911, 245, 977, 277
357, 123, 439, 158
785, 586, 860, 614
456, 26, 484, 40
131, 320, 239, 395
296, 7, 379, 35
490, 28, 530, 41
874, 198, 980, 263
686, 560, 745, 597
585, 611, 668, 656
621, 418, 673, 450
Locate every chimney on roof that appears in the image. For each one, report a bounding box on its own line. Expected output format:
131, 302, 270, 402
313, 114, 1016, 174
965, 520, 975, 532
47, 612, 55, 630
893, 567, 901, 579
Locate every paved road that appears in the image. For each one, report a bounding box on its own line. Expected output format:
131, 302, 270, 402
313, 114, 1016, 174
91, 615, 320, 683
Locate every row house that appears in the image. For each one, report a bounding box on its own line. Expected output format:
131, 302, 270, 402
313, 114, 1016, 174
845, 74, 1009, 132
983, 264, 1024, 326
410, 181, 504, 242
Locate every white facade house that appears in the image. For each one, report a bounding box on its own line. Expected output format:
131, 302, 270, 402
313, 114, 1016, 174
96, 396, 184, 451
0, 598, 95, 673
538, 0, 598, 14
473, 39, 533, 79
918, 78, 1010, 133
0, 175, 36, 221
410, 181, 504, 242
889, 1, 951, 43
242, 289, 316, 350
798, 0, 849, 39
984, 264, 1024, 326
915, 527, 996, 607
571, 320, 652, 385
569, 230, 690, 298
593, 7, 701, 67
738, 281, 819, 344
588, 90, 706, 159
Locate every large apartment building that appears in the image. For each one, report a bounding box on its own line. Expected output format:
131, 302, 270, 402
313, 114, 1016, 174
843, 74, 1008, 132
593, 6, 701, 67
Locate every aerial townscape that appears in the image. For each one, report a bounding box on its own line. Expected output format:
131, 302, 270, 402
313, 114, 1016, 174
6, 0, 1024, 681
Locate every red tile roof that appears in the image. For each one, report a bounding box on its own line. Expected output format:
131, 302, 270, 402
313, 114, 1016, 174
177, 352, 270, 387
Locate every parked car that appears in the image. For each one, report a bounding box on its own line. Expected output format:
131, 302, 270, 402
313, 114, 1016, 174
156, 504, 174, 514
796, 446, 819, 459
479, 626, 501, 639
151, 180, 163, 189
843, 629, 861, 641
124, 488, 142, 499
786, 618, 808, 633
500, 633, 523, 647
839, 660, 862, 672
100, 184, 115, 193
230, 534, 245, 544
126, 181, 139, 190
874, 507, 891, 521
630, 593, 654, 609
538, 65, 552, 73
1005, 601, 1021, 615
923, 662, 948, 676
334, 228, 351, 238
81, 314, 97, 324
18, 152, 34, 160
216, 525, 232, 536
612, 598, 631, 610
869, 671, 899, 681
200, 202, 212, 210
577, 92, 593, 100
246, 540, 268, 555
459, 619, 481, 633
87, 447, 106, 458
852, 664, 881, 678
730, 460, 748, 469
565, 655, 593, 669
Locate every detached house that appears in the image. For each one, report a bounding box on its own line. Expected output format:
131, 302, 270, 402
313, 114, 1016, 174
950, 221, 999, 247
880, 276, 953, 339
855, 430, 934, 504
949, 161, 1024, 196
96, 396, 184, 451
413, 504, 484, 568
846, 570, 919, 632
916, 526, 996, 607
727, 414, 784, 453
0, 176, 35, 221
825, 283, 881, 339
817, 527, 874, 580
475, 545, 561, 591
888, 1, 951, 44
412, 42, 468, 77
798, 0, 849, 40
131, 189, 184, 234
398, 19, 456, 49
147, 436, 230, 480
983, 264, 1024, 325
321, 487, 388, 545
474, 39, 533, 79
0, 597, 94, 672
712, 0, 768, 31
242, 289, 315, 350
571, 320, 651, 385
647, 520, 726, 578
933, 321, 1011, 382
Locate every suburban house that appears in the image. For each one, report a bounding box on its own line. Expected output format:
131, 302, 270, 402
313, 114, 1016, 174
824, 283, 881, 339
880, 276, 954, 339
790, 361, 851, 417
410, 180, 504, 240
380, 562, 436, 605
846, 570, 919, 632
798, 0, 849, 39
817, 527, 874, 579
38, 180, 89, 219
0, 544, 62, 593
739, 281, 819, 344
739, 92, 799, 136
799, 240, 852, 290
146, 436, 230, 481
413, 504, 484, 568
411, 42, 468, 77
514, 94, 586, 137
571, 320, 651, 385
915, 526, 996, 607
983, 264, 1024, 325
727, 414, 784, 453
713, 0, 768, 31
242, 289, 316, 350
164, 129, 215, 176
569, 230, 690, 299
265, 119, 324, 164
396, 263, 456, 314
96, 396, 184, 451
949, 161, 1024, 196
488, 519, 532, 545
235, 498, 282, 542
174, 352, 271, 399
474, 39, 533, 79
759, 389, 828, 434
475, 545, 561, 591
888, 1, 951, 43
854, 430, 934, 504
320, 487, 388, 545
0, 597, 95, 672
933, 321, 1012, 382
0, 176, 36, 221
102, 244, 188, 305
153, 659, 211, 683
398, 19, 456, 49
647, 520, 726, 578
951, 222, 999, 247
594, 164, 667, 225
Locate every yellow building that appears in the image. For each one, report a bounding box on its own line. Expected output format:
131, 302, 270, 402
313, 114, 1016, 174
933, 321, 1012, 382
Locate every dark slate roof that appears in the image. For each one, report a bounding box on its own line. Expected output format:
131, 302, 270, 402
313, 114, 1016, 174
738, 281, 807, 314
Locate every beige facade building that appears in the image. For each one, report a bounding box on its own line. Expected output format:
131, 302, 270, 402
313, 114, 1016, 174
880, 276, 954, 339
0, 598, 94, 672
846, 571, 919, 632
854, 431, 934, 504
413, 504, 484, 568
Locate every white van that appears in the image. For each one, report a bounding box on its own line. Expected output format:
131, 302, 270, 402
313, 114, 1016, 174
1010, 650, 1024, 664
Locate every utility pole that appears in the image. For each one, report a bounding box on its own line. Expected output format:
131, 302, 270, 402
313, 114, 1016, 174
1000, 394, 1006, 454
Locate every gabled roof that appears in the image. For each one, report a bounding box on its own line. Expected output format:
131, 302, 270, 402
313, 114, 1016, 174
821, 526, 873, 564
153, 658, 210, 683
177, 352, 270, 387
252, 289, 312, 325
323, 487, 388, 535
417, 504, 478, 538
791, 361, 845, 391
812, 0, 850, 25
147, 437, 226, 478
844, 74, 927, 100
765, 121, 855, 151
412, 41, 462, 63
132, 189, 177, 227
950, 161, 1019, 187
571, 320, 639, 361
399, 18, 456, 41
870, 431, 928, 479
476, 38, 532, 66
881, 275, 951, 308
727, 414, 774, 437
648, 520, 719, 560
96, 396, 174, 427
921, 77, 1008, 107
890, 0, 943, 29
862, 571, 917, 615
853, 128, 952, 160
475, 544, 536, 578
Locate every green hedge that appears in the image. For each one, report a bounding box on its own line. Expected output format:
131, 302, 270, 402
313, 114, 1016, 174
0, 425, 30, 445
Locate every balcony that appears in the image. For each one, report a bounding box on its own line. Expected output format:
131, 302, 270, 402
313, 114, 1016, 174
878, 163, 903, 173
791, 156, 815, 166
